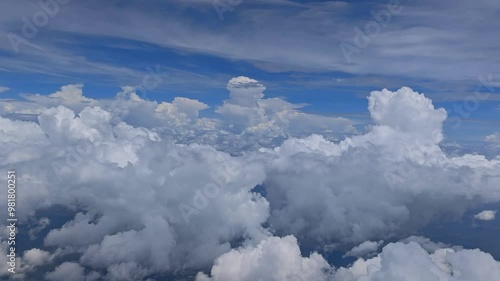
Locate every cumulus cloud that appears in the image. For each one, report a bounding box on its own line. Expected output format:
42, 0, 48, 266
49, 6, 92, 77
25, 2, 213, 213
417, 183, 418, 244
333, 241, 500, 281
368, 87, 447, 143
344, 241, 383, 258
259, 87, 500, 246
23, 248, 52, 267
198, 236, 500, 281
474, 210, 497, 221
0, 77, 499, 280
217, 76, 355, 139
486, 133, 500, 150
46, 262, 100, 281
196, 235, 331, 281
24, 84, 97, 111
0, 114, 49, 164
0, 99, 270, 279
1, 78, 354, 153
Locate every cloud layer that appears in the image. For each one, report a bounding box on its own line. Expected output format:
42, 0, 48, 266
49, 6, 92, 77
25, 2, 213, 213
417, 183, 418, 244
198, 234, 500, 281
0, 77, 499, 280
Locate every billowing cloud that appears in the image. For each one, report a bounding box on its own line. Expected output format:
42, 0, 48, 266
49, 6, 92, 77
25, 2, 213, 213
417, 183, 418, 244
23, 248, 52, 268
259, 87, 500, 246
46, 262, 100, 281
0, 77, 499, 280
217, 77, 355, 138
0, 99, 270, 279
333, 241, 500, 281
196, 235, 331, 281
198, 236, 500, 281
1, 77, 355, 152
367, 87, 447, 143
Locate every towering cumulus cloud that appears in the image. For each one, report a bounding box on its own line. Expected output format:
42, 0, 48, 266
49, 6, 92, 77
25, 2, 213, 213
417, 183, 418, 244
216, 76, 355, 151
0, 77, 499, 280
261, 87, 499, 245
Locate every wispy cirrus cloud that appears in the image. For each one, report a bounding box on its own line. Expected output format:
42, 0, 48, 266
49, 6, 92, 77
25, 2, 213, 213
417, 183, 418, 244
1, 0, 499, 81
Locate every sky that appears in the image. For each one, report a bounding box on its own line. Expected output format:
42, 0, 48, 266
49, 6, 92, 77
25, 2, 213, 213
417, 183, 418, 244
0, 0, 500, 281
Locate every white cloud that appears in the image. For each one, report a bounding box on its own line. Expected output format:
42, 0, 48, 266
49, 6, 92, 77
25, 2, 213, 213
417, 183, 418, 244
196, 235, 332, 281
333, 241, 500, 281
1, 78, 355, 152
367, 87, 447, 143
486, 133, 500, 150
157, 97, 209, 121
23, 248, 51, 267
216, 76, 355, 146
345, 240, 383, 257
0, 78, 499, 280
25, 84, 97, 110
79, 216, 175, 273
46, 262, 100, 281
0, 86, 9, 93
0, 99, 271, 279
259, 87, 500, 245
474, 210, 497, 221
198, 236, 500, 281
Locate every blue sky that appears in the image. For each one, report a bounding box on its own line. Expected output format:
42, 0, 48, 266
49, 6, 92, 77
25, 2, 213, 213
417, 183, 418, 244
0, 0, 499, 152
